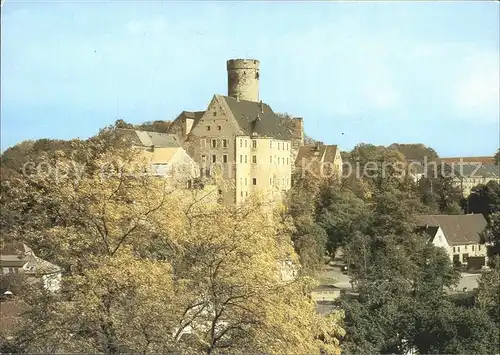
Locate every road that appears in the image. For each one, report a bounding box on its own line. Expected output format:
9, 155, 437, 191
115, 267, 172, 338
318, 264, 481, 293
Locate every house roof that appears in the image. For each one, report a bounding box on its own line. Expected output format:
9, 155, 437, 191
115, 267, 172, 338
447, 163, 499, 178
0, 242, 32, 256
182, 110, 205, 121
146, 147, 181, 164
440, 156, 495, 165
116, 129, 180, 148
295, 144, 339, 166
1, 242, 60, 274
416, 214, 487, 246
220, 96, 295, 140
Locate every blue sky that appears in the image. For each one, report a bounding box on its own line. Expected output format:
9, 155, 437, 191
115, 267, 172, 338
1, 1, 499, 157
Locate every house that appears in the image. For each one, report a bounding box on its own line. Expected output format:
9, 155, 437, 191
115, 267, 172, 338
447, 163, 500, 197
1, 242, 61, 292
166, 59, 304, 205
294, 142, 342, 180
116, 128, 199, 186
417, 214, 488, 268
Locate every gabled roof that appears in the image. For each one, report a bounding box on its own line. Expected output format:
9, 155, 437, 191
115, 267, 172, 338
440, 156, 495, 165
219, 96, 295, 140
147, 147, 181, 164
295, 144, 339, 166
116, 129, 180, 148
1, 242, 60, 274
416, 214, 487, 246
447, 163, 499, 178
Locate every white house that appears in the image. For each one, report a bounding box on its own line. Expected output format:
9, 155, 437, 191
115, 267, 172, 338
417, 214, 488, 267
1, 242, 61, 292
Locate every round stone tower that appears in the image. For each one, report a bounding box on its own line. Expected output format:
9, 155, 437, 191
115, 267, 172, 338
227, 59, 260, 102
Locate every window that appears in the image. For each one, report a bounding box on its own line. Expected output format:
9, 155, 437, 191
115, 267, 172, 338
240, 155, 243, 163
479, 245, 482, 251
241, 191, 243, 197
213, 111, 217, 117
218, 189, 223, 195
270, 141, 272, 148
207, 126, 211, 131
240, 139, 243, 148
222, 139, 228, 148
217, 125, 221, 130
270, 177, 272, 185
245, 178, 248, 186
212, 139, 217, 148
457, 247, 460, 252
252, 140, 257, 148
240, 178, 243, 186
282, 157, 284, 165
252, 155, 257, 164
212, 155, 216, 163
453, 247, 456, 253
462, 253, 469, 263
200, 138, 206, 148
246, 191, 248, 197
245, 155, 248, 163
270, 156, 273, 163
201, 155, 206, 161
253, 178, 257, 185
278, 142, 280, 151
472, 245, 475, 251
464, 245, 468, 251
244, 140, 248, 148
223, 154, 228, 163
287, 157, 289, 165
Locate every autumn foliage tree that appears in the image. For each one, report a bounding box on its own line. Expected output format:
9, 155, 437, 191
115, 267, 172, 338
1, 131, 344, 354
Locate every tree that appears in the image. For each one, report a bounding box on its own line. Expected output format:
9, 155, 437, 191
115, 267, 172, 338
133, 120, 171, 133
316, 186, 370, 255
388, 143, 439, 163
476, 260, 500, 325
462, 181, 500, 218
4, 140, 344, 354
482, 213, 500, 262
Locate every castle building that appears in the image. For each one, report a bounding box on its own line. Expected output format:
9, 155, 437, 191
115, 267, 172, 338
167, 59, 304, 205
295, 142, 343, 180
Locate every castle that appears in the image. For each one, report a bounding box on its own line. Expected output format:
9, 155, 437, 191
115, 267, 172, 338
166, 59, 305, 205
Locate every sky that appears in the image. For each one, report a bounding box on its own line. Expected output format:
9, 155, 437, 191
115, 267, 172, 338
1, 1, 499, 157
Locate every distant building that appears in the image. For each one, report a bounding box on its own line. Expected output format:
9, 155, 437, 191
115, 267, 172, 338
447, 163, 499, 197
295, 142, 342, 179
1, 242, 61, 292
116, 128, 199, 187
417, 214, 488, 268
440, 156, 495, 165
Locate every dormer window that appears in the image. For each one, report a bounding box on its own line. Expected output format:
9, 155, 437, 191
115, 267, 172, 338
207, 126, 211, 131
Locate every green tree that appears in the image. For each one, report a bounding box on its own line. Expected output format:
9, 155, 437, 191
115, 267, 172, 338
476, 259, 500, 325
462, 181, 500, 218
388, 143, 439, 163
316, 186, 370, 255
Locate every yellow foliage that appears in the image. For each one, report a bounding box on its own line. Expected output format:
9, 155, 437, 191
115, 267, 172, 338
12, 146, 344, 354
